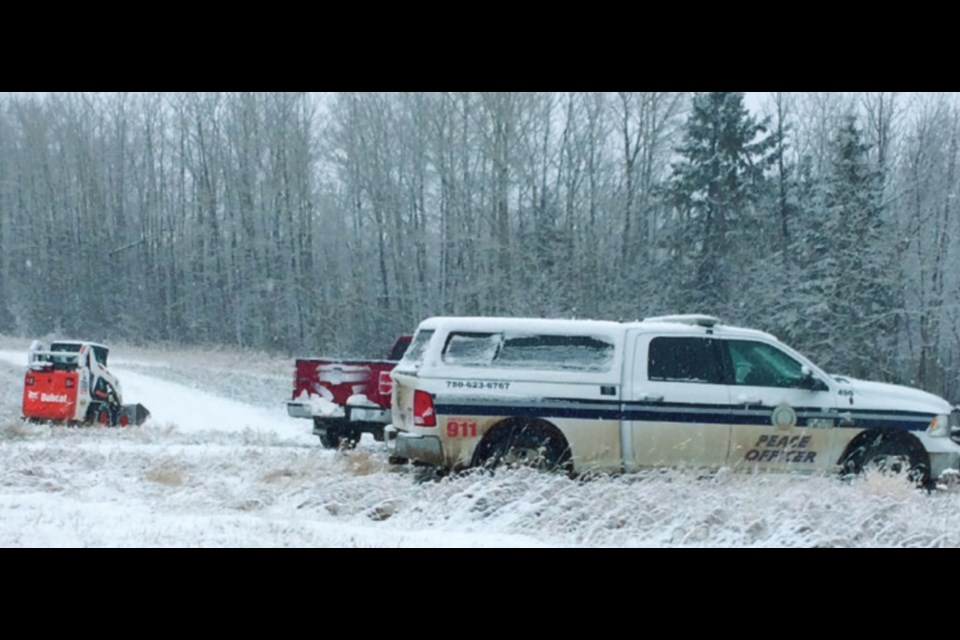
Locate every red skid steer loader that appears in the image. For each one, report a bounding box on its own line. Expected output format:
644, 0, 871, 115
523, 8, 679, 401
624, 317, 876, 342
22, 340, 150, 427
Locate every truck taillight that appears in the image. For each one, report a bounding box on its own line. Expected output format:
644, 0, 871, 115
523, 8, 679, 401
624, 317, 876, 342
25, 375, 34, 386
413, 390, 436, 427
379, 370, 393, 396
65, 377, 74, 388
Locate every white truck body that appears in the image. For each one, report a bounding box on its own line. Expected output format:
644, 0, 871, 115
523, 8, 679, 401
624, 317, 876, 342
389, 315, 960, 483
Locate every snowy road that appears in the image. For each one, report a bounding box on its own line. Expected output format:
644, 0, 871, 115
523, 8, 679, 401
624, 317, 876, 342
103, 363, 314, 441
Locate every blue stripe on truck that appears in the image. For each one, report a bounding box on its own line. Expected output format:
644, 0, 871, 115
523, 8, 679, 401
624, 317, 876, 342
432, 398, 935, 432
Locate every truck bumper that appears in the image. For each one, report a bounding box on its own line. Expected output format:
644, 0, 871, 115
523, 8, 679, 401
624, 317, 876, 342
312, 421, 335, 436
287, 401, 313, 419
393, 432, 444, 466
347, 406, 390, 423
930, 450, 960, 481
384, 424, 399, 442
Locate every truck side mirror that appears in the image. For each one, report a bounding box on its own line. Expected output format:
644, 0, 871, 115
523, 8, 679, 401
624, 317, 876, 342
801, 365, 828, 392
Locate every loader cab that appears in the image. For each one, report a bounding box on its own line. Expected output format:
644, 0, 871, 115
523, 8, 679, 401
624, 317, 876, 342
49, 341, 109, 368
89, 345, 109, 367
45, 342, 84, 370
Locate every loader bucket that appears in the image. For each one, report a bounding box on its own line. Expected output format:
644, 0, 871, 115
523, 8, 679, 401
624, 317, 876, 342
119, 403, 151, 426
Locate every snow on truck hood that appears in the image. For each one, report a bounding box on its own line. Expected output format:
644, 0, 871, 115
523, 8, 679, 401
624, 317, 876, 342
836, 376, 953, 414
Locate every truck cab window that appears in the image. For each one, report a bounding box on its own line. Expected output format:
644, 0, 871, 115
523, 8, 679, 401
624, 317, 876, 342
495, 334, 614, 371
726, 340, 807, 388
442, 332, 502, 366
648, 337, 724, 384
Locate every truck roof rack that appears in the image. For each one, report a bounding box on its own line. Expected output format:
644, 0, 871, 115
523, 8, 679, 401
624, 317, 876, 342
643, 314, 720, 328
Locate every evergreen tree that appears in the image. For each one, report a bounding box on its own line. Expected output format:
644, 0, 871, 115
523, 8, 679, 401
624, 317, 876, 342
826, 115, 899, 379
788, 154, 835, 363
793, 115, 899, 378
662, 92, 776, 315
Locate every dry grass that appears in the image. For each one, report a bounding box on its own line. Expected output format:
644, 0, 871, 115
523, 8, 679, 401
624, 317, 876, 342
262, 468, 298, 483
336, 449, 392, 476
144, 465, 185, 486
0, 419, 47, 440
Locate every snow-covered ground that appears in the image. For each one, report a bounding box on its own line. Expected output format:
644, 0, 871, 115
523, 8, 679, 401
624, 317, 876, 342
2, 335, 960, 548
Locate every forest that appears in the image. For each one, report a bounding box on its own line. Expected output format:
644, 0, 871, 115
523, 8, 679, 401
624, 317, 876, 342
0, 92, 957, 401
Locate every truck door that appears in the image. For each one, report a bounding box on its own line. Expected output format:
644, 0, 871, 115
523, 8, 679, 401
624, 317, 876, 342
719, 338, 840, 473
624, 333, 732, 472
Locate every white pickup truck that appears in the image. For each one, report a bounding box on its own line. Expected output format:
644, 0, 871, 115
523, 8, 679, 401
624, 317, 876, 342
388, 315, 960, 487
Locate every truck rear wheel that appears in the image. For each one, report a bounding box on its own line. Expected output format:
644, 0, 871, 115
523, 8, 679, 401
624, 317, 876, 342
319, 430, 362, 449
315, 419, 361, 450
474, 420, 572, 475
318, 432, 338, 448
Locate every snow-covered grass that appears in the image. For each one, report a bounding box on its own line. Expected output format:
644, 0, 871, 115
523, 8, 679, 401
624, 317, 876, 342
2, 334, 960, 547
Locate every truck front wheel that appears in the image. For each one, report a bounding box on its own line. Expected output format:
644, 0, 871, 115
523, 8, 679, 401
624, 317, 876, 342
839, 430, 931, 488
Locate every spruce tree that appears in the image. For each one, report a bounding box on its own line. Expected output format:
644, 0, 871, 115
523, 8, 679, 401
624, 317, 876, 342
791, 114, 898, 378
824, 115, 899, 379
662, 92, 776, 315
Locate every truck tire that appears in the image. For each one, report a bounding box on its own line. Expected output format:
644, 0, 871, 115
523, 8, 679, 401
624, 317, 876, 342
318, 431, 340, 448
319, 430, 362, 449
839, 430, 931, 488
474, 420, 572, 475
315, 419, 361, 450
